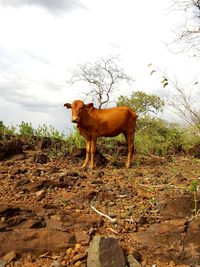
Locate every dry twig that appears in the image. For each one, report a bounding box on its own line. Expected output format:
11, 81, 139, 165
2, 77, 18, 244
90, 205, 117, 222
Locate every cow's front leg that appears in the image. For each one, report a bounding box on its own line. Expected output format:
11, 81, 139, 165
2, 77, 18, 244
82, 140, 91, 168
90, 138, 97, 169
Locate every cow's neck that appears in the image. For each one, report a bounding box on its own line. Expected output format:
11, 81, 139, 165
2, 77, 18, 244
79, 108, 95, 128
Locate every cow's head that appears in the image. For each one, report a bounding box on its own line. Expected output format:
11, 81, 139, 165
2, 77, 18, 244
64, 100, 93, 123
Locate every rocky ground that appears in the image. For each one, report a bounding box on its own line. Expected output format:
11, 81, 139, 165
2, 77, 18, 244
0, 138, 200, 267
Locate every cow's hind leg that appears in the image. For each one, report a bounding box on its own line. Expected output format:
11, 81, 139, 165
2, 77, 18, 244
90, 138, 97, 169
82, 140, 91, 168
124, 131, 133, 168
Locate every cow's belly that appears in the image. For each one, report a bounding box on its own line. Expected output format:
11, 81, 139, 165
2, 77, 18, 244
99, 124, 126, 137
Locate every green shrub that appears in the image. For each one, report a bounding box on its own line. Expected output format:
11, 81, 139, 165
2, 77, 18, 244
0, 121, 16, 137
65, 128, 85, 152
0, 119, 198, 158
18, 121, 34, 136
135, 116, 187, 156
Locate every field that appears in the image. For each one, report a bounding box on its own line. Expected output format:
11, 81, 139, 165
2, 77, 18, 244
0, 135, 200, 267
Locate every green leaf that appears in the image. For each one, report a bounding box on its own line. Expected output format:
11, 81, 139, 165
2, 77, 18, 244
150, 70, 156, 75
161, 77, 168, 84
163, 81, 168, 88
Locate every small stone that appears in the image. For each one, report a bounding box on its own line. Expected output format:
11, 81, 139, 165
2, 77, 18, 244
71, 250, 76, 258
66, 247, 73, 255
74, 261, 82, 267
36, 190, 46, 200
72, 252, 87, 263
75, 243, 81, 250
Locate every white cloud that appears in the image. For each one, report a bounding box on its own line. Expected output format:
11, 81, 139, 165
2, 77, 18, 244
0, 0, 85, 14
0, 0, 199, 132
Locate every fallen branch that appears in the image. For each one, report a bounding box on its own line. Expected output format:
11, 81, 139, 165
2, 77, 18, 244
40, 252, 60, 260
106, 227, 119, 234
90, 205, 117, 222
117, 194, 128, 198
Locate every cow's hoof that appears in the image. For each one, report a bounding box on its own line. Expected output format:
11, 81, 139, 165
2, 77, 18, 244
89, 166, 95, 169
82, 163, 88, 169
89, 164, 96, 169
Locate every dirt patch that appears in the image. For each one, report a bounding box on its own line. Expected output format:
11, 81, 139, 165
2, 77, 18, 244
0, 148, 200, 266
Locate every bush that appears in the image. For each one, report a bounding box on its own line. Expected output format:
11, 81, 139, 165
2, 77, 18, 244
18, 121, 34, 136
135, 116, 186, 156
0, 121, 16, 138
0, 119, 198, 158
65, 128, 85, 152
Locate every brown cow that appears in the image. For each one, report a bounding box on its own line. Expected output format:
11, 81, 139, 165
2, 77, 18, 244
64, 100, 137, 168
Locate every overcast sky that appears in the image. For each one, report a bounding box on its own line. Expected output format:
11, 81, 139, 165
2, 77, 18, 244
0, 0, 199, 134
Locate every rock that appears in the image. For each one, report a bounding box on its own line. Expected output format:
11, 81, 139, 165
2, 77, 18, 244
71, 148, 86, 158
36, 190, 46, 200
20, 219, 46, 229
126, 255, 141, 267
0, 140, 23, 161
30, 180, 56, 191
158, 193, 200, 219
127, 217, 200, 265
75, 229, 90, 245
149, 219, 187, 234
87, 235, 126, 267
95, 152, 108, 167
0, 229, 73, 256
131, 251, 142, 262
1, 251, 17, 263
36, 137, 52, 150
34, 153, 49, 164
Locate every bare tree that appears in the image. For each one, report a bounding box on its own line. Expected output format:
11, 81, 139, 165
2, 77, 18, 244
166, 79, 200, 136
149, 64, 200, 136
69, 56, 131, 108
170, 0, 200, 56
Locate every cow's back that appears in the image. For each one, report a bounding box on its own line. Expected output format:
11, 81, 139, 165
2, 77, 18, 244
92, 106, 136, 137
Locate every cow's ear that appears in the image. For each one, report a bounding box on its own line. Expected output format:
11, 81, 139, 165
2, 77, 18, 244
64, 103, 71, 109
85, 103, 93, 108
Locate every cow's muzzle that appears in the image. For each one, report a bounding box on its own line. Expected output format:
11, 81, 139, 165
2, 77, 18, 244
71, 118, 78, 123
